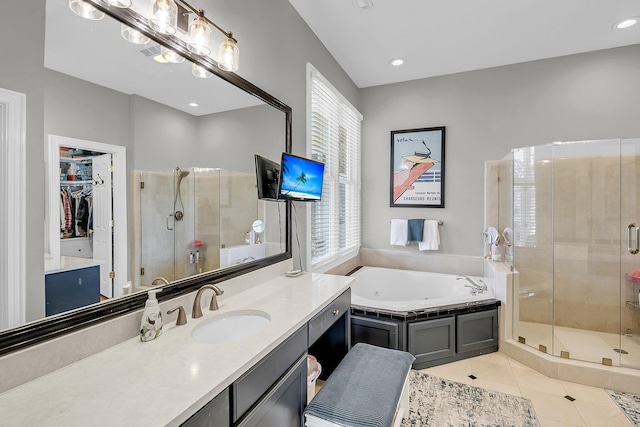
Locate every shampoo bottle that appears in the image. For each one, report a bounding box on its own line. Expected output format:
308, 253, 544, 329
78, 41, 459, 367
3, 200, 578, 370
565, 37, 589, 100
140, 289, 163, 342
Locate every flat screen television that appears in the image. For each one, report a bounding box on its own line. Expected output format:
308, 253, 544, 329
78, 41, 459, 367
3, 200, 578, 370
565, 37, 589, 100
278, 153, 325, 201
254, 154, 280, 200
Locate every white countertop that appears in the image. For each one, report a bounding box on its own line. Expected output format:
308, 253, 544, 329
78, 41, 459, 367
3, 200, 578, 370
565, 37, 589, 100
44, 254, 104, 274
0, 272, 353, 426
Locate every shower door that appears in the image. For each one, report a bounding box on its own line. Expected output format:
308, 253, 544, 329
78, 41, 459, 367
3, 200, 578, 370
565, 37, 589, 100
551, 139, 622, 365
139, 170, 176, 286
620, 138, 640, 369
514, 138, 640, 368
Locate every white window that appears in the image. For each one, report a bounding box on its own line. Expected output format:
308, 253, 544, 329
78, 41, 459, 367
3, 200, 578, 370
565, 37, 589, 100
513, 146, 536, 247
307, 64, 362, 271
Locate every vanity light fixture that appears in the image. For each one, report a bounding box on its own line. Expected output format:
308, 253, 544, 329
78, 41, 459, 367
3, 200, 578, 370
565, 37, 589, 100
218, 35, 240, 72
188, 12, 212, 55
389, 58, 406, 67
192, 63, 213, 78
161, 45, 185, 63
150, 0, 179, 35
106, 0, 132, 7
69, 0, 240, 72
177, 0, 240, 71
614, 17, 638, 29
121, 24, 150, 44
68, 0, 105, 20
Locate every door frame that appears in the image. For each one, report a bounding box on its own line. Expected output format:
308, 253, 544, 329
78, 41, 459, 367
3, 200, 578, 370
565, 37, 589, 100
46, 135, 127, 299
0, 88, 26, 329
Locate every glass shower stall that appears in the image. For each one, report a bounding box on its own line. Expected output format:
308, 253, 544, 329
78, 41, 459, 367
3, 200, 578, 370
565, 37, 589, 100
496, 138, 640, 369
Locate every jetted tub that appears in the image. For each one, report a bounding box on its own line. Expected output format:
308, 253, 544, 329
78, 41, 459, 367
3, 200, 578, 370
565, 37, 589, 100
350, 266, 494, 313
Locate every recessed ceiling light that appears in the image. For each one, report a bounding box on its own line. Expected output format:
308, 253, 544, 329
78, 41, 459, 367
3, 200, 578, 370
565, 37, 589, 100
614, 17, 638, 29
189, 102, 199, 107
389, 58, 405, 67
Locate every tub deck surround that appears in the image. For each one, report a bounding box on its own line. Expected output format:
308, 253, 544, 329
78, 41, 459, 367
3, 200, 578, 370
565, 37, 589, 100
350, 266, 496, 314
351, 298, 501, 321
0, 273, 354, 427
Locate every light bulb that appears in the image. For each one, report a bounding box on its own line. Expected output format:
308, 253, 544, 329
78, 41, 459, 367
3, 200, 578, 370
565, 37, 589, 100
192, 63, 213, 78
69, 0, 105, 20
106, 0, 132, 7
121, 24, 150, 44
218, 38, 239, 72
150, 0, 178, 35
161, 46, 185, 63
188, 15, 212, 56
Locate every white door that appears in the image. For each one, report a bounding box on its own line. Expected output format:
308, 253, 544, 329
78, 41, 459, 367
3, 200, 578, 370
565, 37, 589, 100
92, 154, 113, 298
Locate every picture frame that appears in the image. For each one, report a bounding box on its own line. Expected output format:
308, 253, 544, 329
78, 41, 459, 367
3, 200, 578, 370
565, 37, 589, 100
390, 126, 445, 208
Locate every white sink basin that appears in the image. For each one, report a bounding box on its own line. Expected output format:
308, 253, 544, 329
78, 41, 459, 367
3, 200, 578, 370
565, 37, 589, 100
191, 310, 271, 344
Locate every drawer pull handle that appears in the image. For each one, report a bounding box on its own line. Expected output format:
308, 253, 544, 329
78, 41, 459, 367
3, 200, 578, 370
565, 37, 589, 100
333, 309, 340, 316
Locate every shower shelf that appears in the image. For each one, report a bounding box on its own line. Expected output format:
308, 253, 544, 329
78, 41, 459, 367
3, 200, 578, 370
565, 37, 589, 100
626, 301, 640, 309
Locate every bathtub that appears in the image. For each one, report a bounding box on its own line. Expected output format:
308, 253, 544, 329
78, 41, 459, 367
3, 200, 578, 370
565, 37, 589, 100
350, 266, 495, 313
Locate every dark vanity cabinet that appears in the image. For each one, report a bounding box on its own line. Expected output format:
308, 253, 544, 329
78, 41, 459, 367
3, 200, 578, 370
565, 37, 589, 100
182, 389, 230, 427
45, 265, 100, 316
308, 288, 351, 380
182, 288, 351, 427
351, 316, 402, 350
351, 303, 499, 369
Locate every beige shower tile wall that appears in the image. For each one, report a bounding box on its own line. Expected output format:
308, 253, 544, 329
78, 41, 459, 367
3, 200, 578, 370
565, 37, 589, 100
194, 171, 221, 273
220, 171, 260, 248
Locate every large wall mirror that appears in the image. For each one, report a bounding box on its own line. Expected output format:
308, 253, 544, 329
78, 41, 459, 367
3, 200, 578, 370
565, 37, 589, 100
0, 0, 292, 355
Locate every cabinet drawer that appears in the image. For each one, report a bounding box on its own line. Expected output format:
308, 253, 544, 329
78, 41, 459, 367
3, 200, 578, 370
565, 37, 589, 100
237, 354, 307, 427
232, 326, 307, 422
308, 288, 351, 345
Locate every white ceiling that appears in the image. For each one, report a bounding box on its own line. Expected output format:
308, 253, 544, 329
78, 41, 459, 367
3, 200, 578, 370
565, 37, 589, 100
287, 0, 640, 88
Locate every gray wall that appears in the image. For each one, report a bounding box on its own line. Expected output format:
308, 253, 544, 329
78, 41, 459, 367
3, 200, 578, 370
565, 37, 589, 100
361, 44, 640, 256
1, 2, 46, 321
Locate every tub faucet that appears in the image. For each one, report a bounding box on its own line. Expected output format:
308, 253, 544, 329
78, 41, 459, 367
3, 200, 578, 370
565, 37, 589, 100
456, 276, 487, 294
192, 284, 224, 318
151, 277, 170, 286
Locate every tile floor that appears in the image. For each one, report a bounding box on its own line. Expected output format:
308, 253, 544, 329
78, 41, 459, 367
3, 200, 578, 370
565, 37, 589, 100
420, 352, 634, 427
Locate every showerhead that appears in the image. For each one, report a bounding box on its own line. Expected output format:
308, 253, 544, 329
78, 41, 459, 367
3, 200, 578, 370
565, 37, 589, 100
175, 167, 190, 179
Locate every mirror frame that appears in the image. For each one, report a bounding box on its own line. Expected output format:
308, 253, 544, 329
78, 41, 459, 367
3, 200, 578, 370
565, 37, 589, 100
0, 0, 292, 356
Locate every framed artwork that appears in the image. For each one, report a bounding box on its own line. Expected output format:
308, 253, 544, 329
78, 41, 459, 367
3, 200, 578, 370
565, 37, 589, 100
390, 126, 445, 208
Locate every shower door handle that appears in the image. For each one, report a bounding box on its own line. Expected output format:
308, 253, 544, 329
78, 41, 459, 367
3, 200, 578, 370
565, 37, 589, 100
628, 223, 639, 254
166, 214, 174, 231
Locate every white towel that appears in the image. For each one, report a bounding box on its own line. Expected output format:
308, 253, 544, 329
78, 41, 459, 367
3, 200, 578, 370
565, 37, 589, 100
419, 220, 440, 250
390, 219, 408, 246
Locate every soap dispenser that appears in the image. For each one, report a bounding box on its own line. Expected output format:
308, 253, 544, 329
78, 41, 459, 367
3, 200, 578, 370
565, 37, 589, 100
140, 289, 163, 342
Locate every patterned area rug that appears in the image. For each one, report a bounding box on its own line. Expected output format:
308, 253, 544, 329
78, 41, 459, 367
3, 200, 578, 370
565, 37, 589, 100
607, 389, 640, 426
401, 371, 540, 427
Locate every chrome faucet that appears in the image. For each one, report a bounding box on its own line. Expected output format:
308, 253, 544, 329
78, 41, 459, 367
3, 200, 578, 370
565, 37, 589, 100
151, 277, 170, 286
456, 275, 488, 294
192, 284, 224, 318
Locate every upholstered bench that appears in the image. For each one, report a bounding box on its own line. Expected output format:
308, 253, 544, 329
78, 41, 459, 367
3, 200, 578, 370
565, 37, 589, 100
304, 343, 415, 427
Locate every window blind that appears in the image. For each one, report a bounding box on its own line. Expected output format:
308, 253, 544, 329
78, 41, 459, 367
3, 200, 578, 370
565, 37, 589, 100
308, 65, 362, 269
513, 146, 536, 247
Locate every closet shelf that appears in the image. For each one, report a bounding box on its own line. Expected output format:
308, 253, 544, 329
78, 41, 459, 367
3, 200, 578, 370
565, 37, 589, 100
60, 157, 94, 163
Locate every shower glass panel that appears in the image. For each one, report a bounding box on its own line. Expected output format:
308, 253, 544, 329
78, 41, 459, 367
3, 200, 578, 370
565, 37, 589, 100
139, 170, 176, 286
551, 140, 621, 365
621, 138, 640, 369
513, 144, 554, 354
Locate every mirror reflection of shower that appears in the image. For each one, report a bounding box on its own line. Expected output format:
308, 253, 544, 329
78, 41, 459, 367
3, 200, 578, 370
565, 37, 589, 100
174, 167, 190, 221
